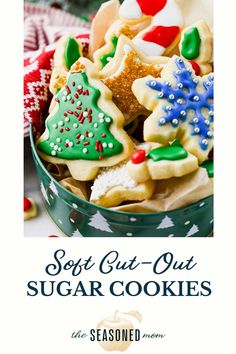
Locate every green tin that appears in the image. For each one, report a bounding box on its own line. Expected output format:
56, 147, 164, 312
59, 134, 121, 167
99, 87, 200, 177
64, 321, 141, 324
30, 128, 213, 237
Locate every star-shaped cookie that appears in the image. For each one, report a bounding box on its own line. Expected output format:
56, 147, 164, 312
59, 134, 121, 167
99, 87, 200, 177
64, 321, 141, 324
100, 35, 168, 124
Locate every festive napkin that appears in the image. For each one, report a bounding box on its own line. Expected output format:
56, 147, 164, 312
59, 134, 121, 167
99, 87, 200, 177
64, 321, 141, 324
24, 2, 91, 137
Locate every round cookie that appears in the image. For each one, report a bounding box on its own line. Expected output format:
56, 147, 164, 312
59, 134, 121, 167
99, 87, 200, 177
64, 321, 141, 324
132, 56, 214, 163
127, 140, 198, 183
90, 161, 155, 208
37, 57, 134, 181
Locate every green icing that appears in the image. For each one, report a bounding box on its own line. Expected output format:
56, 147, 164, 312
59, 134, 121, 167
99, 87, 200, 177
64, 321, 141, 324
55, 88, 61, 94
37, 72, 123, 161
148, 140, 188, 162
64, 38, 82, 69
200, 160, 214, 178
100, 36, 118, 68
181, 27, 201, 60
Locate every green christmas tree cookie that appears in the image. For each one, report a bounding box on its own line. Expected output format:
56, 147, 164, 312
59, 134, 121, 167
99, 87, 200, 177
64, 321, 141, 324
37, 58, 133, 181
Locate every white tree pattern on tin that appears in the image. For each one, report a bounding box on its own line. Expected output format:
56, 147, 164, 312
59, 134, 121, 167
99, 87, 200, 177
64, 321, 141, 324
186, 224, 199, 237
157, 216, 174, 229
49, 180, 59, 196
40, 182, 50, 204
72, 229, 84, 237
88, 211, 113, 233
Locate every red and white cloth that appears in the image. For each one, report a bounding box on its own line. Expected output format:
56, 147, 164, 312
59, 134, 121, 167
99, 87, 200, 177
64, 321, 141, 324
24, 2, 91, 137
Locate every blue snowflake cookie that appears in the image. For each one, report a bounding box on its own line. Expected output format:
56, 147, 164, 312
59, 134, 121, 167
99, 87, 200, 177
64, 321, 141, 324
132, 56, 214, 163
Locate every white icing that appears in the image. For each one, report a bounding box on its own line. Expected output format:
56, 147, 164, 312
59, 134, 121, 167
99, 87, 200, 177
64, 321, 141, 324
133, 38, 165, 56
108, 45, 133, 79
90, 162, 137, 201
119, 0, 142, 20
132, 0, 183, 55
123, 44, 132, 54
153, 0, 183, 27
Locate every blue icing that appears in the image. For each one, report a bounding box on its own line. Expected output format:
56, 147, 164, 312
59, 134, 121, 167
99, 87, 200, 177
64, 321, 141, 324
146, 57, 214, 151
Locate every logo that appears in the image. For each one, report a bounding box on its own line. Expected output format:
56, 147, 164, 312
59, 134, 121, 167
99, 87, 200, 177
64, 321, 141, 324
71, 310, 166, 352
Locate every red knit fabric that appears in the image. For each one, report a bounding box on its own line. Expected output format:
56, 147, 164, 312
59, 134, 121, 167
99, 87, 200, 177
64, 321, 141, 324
24, 3, 90, 137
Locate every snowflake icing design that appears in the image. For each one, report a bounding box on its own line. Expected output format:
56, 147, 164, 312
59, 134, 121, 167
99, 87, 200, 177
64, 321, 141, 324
146, 57, 214, 151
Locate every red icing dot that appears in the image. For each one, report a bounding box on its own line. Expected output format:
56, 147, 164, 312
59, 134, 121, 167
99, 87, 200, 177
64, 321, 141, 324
24, 197, 32, 212
142, 26, 180, 48
48, 235, 59, 238
131, 149, 146, 164
189, 60, 200, 76
137, 0, 167, 16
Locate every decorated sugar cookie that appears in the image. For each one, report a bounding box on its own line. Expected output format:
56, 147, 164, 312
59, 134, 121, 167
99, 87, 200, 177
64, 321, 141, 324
179, 20, 213, 75
24, 196, 37, 221
55, 34, 83, 71
90, 161, 155, 207
93, 20, 150, 70
127, 140, 198, 183
119, 0, 184, 56
88, 0, 120, 59
50, 34, 83, 96
132, 56, 214, 163
101, 35, 168, 123
200, 159, 213, 178
37, 58, 134, 181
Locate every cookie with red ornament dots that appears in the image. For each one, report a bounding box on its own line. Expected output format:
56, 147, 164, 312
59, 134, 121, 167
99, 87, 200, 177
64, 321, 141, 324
36, 57, 134, 181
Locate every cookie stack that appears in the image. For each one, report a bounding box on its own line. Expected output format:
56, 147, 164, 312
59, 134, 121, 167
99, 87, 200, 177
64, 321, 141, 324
36, 0, 213, 212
